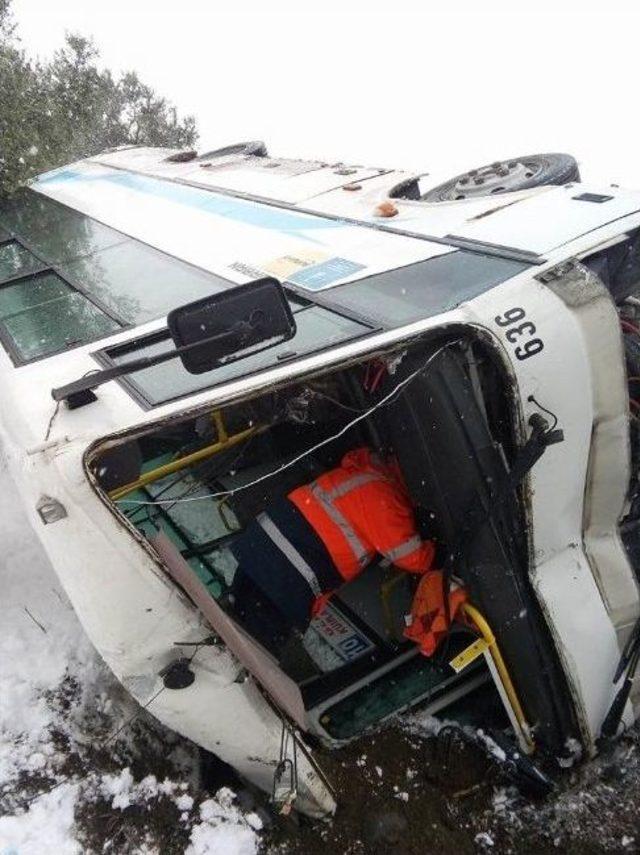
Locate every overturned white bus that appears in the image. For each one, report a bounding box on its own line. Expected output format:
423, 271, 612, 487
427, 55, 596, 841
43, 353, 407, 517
2, 144, 640, 816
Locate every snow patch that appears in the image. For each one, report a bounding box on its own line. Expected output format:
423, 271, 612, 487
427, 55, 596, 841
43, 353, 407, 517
100, 767, 136, 809
186, 790, 260, 855
557, 737, 583, 769
0, 454, 97, 787
0, 783, 81, 855
176, 792, 195, 812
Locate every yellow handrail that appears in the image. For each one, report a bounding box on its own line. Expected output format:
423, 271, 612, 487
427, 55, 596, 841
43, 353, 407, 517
212, 410, 228, 443
108, 412, 258, 501
380, 569, 406, 639
462, 602, 535, 752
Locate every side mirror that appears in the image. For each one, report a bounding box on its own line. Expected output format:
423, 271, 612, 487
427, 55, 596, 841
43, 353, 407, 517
51, 277, 296, 407
167, 278, 296, 375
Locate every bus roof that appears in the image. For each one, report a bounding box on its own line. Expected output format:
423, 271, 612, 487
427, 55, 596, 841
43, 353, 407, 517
2, 144, 640, 442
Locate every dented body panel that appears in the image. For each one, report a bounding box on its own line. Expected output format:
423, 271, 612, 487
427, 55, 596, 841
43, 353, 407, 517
2, 145, 640, 813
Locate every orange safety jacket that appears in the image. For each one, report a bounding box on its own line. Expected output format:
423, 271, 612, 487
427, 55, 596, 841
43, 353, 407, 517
288, 447, 435, 588
403, 570, 468, 656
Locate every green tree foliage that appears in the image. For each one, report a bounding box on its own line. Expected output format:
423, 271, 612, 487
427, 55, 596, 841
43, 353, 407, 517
0, 0, 197, 196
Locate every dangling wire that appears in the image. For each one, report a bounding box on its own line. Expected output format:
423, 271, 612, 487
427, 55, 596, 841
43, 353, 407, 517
527, 394, 559, 432
44, 400, 61, 442
161, 434, 257, 516
621, 318, 640, 336
118, 341, 462, 508
272, 716, 299, 814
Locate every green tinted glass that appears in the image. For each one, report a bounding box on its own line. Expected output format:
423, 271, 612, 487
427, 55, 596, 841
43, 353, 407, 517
0, 241, 44, 282
0, 272, 69, 318
0, 189, 124, 263
64, 240, 229, 325
0, 189, 238, 359
0, 272, 120, 360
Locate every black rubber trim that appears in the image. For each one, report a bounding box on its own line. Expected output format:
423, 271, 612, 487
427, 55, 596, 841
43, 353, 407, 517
90, 159, 548, 267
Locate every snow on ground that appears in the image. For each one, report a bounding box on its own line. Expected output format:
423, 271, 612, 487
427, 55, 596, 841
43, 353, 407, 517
0, 459, 94, 785
0, 784, 80, 855
0, 453, 262, 854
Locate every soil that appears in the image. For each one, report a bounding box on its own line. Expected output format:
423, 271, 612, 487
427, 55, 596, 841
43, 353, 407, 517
267, 725, 494, 855
266, 721, 640, 855
6, 664, 640, 854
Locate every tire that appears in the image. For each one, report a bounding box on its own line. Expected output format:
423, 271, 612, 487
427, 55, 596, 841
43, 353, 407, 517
388, 176, 422, 200
421, 152, 580, 203
164, 149, 198, 163
198, 140, 268, 160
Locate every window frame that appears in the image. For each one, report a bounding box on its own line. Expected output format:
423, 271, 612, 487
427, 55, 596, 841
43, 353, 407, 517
94, 298, 378, 410
0, 236, 49, 283
0, 229, 131, 366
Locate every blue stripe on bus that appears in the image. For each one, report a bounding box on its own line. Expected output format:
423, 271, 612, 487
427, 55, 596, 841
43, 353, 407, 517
38, 169, 343, 239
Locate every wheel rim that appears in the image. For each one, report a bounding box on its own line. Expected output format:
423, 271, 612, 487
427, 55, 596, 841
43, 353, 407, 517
449, 158, 543, 200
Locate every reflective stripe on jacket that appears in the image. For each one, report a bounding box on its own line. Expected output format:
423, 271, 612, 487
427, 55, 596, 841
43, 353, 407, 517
230, 495, 342, 630
288, 447, 435, 582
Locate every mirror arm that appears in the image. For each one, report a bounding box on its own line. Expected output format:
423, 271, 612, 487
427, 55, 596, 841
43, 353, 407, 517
51, 325, 247, 408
